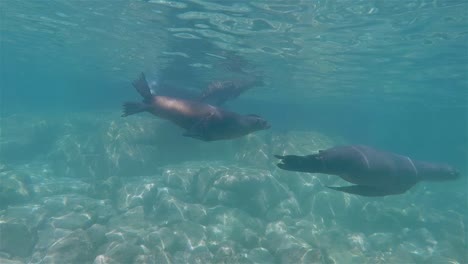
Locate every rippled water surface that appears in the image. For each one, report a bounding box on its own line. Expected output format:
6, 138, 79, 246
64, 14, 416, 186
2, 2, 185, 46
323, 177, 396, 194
2, 0, 467, 104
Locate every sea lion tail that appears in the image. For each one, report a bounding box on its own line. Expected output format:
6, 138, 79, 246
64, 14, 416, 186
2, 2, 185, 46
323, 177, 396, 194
132, 72, 153, 102
121, 102, 149, 117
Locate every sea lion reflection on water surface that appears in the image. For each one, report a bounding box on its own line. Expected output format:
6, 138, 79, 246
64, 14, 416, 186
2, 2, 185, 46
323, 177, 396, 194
122, 73, 270, 141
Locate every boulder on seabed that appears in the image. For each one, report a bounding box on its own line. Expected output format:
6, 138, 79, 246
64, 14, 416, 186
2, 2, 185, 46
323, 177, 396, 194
0, 115, 60, 164
246, 247, 275, 264
44, 113, 159, 179
115, 178, 158, 211
234, 132, 274, 169
44, 112, 237, 180
108, 206, 146, 229
204, 206, 264, 252
41, 194, 115, 226
143, 188, 191, 225
33, 225, 73, 252
0, 258, 24, 264
265, 194, 303, 221
0, 221, 36, 258
145, 224, 213, 263
87, 224, 108, 249
145, 226, 188, 253
3, 204, 47, 230
0, 170, 33, 209
32, 176, 91, 199
172, 245, 213, 264
214, 239, 258, 263
134, 254, 157, 264
308, 189, 363, 228
97, 241, 143, 264
151, 247, 173, 264
212, 166, 289, 217
262, 221, 334, 264
41, 229, 94, 264
29, 225, 83, 263
49, 211, 93, 230
394, 227, 438, 263
157, 161, 229, 201
368, 232, 395, 250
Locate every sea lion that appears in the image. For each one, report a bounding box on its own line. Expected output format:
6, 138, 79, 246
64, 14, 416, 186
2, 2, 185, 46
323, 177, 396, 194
214, 51, 251, 73
122, 73, 270, 141
275, 145, 460, 197
200, 74, 264, 106
152, 83, 200, 101
145, 73, 201, 100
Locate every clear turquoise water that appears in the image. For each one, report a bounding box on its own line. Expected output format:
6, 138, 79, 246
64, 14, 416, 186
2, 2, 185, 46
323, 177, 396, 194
1, 1, 467, 263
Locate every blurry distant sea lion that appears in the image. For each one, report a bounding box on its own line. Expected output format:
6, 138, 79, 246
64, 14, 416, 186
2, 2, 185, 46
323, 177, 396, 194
122, 73, 270, 141
275, 145, 460, 197
152, 83, 201, 101
144, 72, 262, 106
145, 73, 201, 100
215, 51, 252, 74
200, 74, 264, 106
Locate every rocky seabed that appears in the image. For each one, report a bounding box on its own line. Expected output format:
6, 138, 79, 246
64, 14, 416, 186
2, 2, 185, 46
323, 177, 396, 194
0, 113, 466, 264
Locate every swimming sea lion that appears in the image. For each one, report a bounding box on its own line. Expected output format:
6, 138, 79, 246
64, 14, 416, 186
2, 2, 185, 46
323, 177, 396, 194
152, 83, 201, 101
275, 145, 460, 197
145, 74, 201, 100
122, 73, 270, 141
200, 74, 263, 106
215, 51, 251, 73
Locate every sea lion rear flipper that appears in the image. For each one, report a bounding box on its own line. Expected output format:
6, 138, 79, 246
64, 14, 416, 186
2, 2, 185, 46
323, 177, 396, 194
326, 184, 411, 197
274, 154, 323, 173
121, 102, 150, 117
132, 72, 153, 102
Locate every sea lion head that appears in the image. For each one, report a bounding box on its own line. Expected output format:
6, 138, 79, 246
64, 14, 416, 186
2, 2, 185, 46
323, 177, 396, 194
244, 114, 271, 131
421, 163, 460, 181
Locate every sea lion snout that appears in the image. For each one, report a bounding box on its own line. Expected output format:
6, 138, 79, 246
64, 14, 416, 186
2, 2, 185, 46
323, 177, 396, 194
260, 119, 271, 129
446, 167, 460, 180
438, 166, 460, 181
246, 115, 270, 130
420, 163, 461, 181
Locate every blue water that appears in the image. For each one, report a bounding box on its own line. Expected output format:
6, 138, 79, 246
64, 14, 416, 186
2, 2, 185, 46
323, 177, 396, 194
0, 1, 467, 263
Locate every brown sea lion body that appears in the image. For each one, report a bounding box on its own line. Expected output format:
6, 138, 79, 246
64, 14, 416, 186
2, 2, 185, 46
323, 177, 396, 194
122, 73, 270, 141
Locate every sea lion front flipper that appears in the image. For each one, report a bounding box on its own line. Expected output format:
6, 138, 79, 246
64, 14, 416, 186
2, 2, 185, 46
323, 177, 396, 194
183, 112, 215, 141
326, 184, 412, 197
